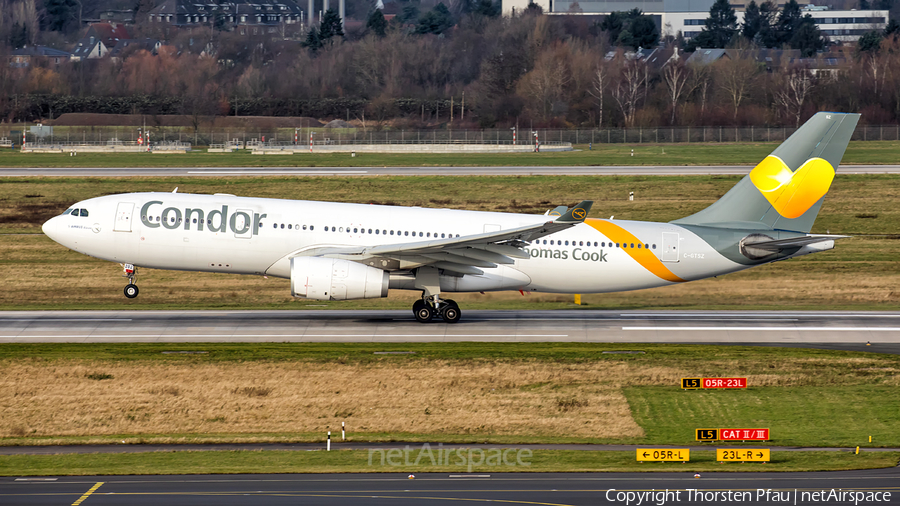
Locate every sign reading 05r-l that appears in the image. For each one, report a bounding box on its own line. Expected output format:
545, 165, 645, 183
717, 449, 770, 462
681, 377, 747, 389
636, 449, 690, 462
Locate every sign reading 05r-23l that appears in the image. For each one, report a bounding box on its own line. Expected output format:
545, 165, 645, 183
681, 377, 747, 389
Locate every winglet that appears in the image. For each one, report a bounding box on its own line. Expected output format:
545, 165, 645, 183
557, 201, 593, 223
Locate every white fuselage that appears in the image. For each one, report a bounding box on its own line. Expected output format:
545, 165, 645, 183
42, 192, 751, 295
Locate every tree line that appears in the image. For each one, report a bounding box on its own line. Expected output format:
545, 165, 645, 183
2, 0, 900, 127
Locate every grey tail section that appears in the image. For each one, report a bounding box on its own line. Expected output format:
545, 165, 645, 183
672, 112, 860, 233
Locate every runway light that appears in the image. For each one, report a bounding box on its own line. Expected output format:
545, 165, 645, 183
408, 474, 415, 479
694, 473, 701, 478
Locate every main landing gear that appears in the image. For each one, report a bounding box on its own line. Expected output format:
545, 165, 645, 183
412, 297, 461, 324
122, 263, 139, 299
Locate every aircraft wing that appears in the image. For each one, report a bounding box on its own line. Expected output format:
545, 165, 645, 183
308, 200, 592, 275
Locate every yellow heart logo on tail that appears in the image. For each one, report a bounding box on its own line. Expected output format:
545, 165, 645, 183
749, 155, 835, 219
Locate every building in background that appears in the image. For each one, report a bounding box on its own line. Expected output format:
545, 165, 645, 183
504, 0, 888, 43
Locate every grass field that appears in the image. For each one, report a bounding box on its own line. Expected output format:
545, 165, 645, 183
1, 342, 899, 475
1, 174, 898, 310
1, 344, 898, 448
1, 450, 895, 476
1, 140, 899, 167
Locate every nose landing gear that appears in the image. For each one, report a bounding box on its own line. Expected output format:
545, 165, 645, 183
122, 263, 139, 299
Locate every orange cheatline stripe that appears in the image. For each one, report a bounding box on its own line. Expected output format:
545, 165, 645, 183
584, 219, 685, 283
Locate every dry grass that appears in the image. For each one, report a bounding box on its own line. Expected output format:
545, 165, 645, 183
0, 360, 683, 439
4, 355, 893, 440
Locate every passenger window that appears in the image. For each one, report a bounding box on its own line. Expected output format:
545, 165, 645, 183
404, 231, 409, 236
390, 230, 394, 235
353, 228, 358, 233
310, 226, 314, 230
281, 224, 285, 229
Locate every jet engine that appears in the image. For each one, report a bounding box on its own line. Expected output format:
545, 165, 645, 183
291, 256, 389, 300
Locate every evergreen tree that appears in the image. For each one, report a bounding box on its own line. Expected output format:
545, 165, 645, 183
10, 22, 28, 48
857, 29, 883, 53
884, 18, 900, 39
742, 0, 762, 40
416, 3, 453, 34
600, 11, 624, 45
755, 1, 778, 46
44, 0, 78, 33
472, 0, 501, 18
319, 8, 344, 42
775, 0, 803, 45
397, 3, 420, 24
790, 14, 826, 56
690, 0, 737, 49
602, 9, 657, 49
524, 0, 543, 14
304, 26, 323, 51
366, 9, 388, 37
629, 14, 659, 49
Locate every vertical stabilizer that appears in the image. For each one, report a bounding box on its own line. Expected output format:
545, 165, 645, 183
673, 112, 860, 233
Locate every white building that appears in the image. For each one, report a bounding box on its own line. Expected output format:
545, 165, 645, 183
504, 0, 889, 43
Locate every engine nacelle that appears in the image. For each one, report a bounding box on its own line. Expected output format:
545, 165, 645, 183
291, 257, 389, 300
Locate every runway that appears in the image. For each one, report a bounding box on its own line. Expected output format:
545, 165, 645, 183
2, 310, 900, 353
3, 164, 900, 177
4, 470, 900, 505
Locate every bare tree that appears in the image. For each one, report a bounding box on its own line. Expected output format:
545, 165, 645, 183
612, 58, 647, 127
776, 64, 815, 127
662, 50, 690, 125
517, 48, 571, 121
687, 63, 713, 122
587, 62, 608, 127
717, 50, 760, 121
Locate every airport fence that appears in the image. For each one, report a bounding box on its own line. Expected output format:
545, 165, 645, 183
3, 124, 899, 148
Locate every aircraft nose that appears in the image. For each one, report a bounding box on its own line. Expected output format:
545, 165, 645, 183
42, 216, 61, 241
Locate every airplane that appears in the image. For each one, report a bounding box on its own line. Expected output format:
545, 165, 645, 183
42, 112, 859, 323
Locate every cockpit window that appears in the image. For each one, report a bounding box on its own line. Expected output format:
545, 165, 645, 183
62, 209, 73, 215
79, 209, 89, 217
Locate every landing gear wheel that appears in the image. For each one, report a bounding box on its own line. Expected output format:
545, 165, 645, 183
124, 284, 139, 299
414, 305, 434, 323
412, 299, 427, 317
441, 305, 461, 324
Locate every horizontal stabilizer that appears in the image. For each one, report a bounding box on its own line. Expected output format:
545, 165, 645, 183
743, 234, 848, 252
